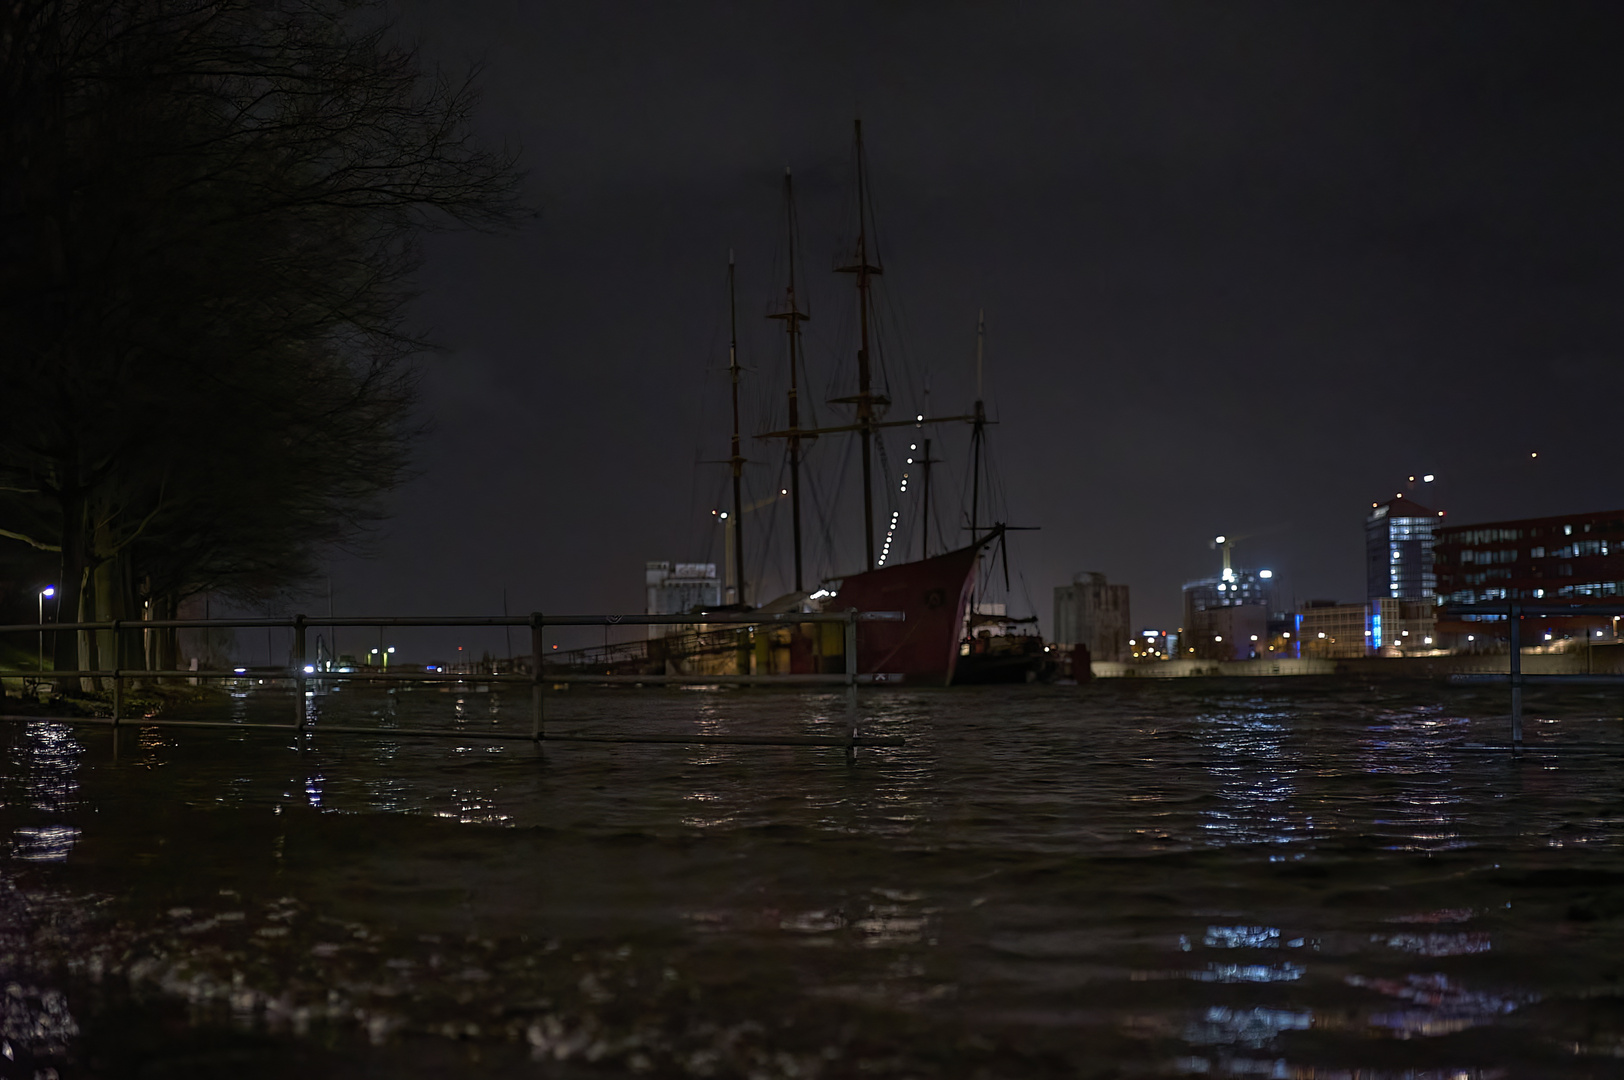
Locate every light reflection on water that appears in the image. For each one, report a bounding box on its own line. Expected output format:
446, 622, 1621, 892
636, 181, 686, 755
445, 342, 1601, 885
2, 681, 1624, 1076
1197, 706, 1313, 849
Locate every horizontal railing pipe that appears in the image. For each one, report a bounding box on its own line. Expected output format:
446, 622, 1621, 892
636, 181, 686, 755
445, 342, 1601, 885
4, 670, 897, 686
1450, 673, 1624, 686
0, 714, 905, 749
1, 610, 906, 761
545, 673, 895, 686
0, 611, 903, 635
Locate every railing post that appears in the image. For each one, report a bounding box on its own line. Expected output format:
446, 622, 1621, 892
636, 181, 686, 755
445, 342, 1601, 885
293, 614, 308, 732
531, 612, 545, 743
844, 609, 858, 763
110, 620, 122, 729
1509, 605, 1523, 749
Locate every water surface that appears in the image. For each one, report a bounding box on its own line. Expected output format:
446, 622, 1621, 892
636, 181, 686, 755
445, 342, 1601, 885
4, 679, 1624, 1077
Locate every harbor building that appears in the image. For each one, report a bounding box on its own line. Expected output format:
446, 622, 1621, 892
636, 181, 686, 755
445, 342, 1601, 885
644, 561, 722, 638
1053, 572, 1131, 663
1436, 509, 1624, 605
1434, 509, 1624, 644
1370, 597, 1438, 653
1182, 538, 1273, 661
1293, 597, 1439, 658
1186, 602, 1268, 661
1365, 496, 1439, 602
1298, 601, 1367, 658
1132, 629, 1178, 660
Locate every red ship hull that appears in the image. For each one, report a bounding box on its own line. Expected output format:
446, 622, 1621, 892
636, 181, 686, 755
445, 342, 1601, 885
827, 535, 994, 686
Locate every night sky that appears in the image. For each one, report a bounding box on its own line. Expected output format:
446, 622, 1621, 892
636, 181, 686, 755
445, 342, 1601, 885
329, 1, 1624, 645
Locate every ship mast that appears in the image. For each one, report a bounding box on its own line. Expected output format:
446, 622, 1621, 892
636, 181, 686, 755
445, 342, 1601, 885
758, 125, 978, 571
969, 310, 987, 543
727, 253, 746, 605
835, 119, 886, 568
920, 437, 940, 561
766, 169, 809, 592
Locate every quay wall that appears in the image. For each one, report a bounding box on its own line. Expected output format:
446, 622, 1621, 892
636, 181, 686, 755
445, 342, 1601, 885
1092, 641, 1624, 680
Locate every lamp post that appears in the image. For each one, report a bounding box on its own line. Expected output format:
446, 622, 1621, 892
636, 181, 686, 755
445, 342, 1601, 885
36, 586, 56, 683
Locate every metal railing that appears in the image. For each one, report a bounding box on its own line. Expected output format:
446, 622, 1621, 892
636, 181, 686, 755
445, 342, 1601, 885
1442, 600, 1624, 748
0, 610, 906, 757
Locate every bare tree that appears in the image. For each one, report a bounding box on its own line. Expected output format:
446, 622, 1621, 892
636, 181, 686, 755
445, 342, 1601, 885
0, 0, 523, 681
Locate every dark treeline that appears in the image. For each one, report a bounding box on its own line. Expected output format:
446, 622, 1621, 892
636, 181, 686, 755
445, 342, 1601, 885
0, 0, 522, 679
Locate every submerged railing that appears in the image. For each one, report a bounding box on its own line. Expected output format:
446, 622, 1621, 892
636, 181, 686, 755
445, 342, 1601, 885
0, 610, 905, 758
1443, 600, 1624, 749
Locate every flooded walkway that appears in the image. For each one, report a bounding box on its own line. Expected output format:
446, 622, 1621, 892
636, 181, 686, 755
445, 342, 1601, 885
3, 680, 1624, 1076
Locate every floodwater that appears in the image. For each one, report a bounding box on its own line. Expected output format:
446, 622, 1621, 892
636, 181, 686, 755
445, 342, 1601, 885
4, 679, 1624, 1078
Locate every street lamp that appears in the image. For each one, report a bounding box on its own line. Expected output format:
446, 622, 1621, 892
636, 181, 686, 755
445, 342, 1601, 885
37, 586, 55, 682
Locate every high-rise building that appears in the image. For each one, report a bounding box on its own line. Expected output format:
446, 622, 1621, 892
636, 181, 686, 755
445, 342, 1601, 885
1365, 497, 1440, 602
1053, 572, 1131, 663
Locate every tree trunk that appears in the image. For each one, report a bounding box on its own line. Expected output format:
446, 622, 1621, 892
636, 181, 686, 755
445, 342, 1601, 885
78, 566, 99, 694
53, 487, 90, 694
154, 592, 178, 679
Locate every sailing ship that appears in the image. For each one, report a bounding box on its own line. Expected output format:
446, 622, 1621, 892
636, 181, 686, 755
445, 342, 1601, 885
549, 122, 1048, 685
940, 314, 1056, 684
749, 122, 1040, 686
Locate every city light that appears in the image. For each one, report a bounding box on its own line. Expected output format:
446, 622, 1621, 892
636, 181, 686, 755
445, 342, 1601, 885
1259, 569, 1273, 579
1214, 535, 1226, 545
303, 665, 315, 674
40, 586, 54, 598
1423, 474, 1435, 482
